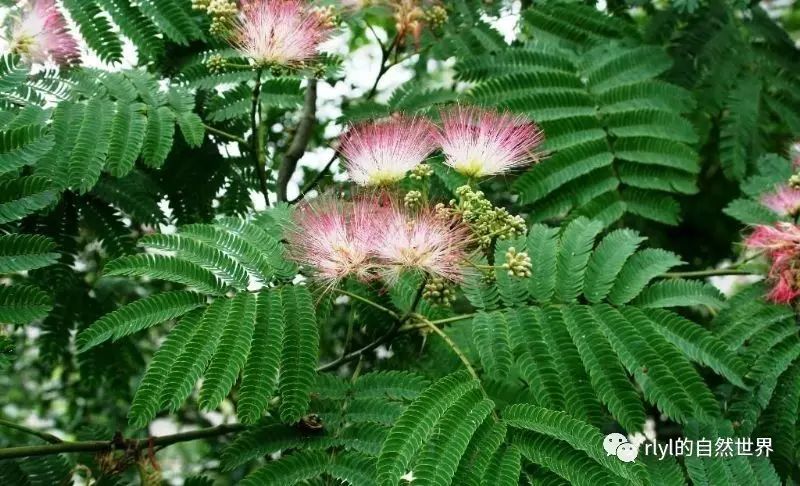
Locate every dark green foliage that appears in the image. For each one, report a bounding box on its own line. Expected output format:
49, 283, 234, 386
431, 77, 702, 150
458, 8, 700, 226
2, 0, 799, 484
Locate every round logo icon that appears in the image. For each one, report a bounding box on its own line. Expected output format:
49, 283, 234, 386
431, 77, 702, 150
615, 442, 638, 462
603, 433, 639, 462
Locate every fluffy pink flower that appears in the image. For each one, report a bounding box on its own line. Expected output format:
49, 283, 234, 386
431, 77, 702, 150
745, 223, 800, 251
339, 116, 438, 186
745, 223, 800, 304
438, 106, 545, 177
765, 249, 800, 304
235, 0, 332, 66
286, 196, 379, 286
761, 185, 800, 217
372, 202, 472, 282
10, 0, 80, 66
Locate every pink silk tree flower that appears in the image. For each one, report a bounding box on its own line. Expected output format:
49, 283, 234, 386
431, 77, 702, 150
438, 106, 545, 177
745, 223, 800, 304
745, 223, 800, 252
339, 116, 438, 186
372, 202, 472, 283
761, 185, 800, 217
764, 249, 800, 304
286, 196, 380, 287
9, 0, 80, 66
234, 0, 333, 67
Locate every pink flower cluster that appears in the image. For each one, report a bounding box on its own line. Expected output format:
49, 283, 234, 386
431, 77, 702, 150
286, 194, 471, 287
761, 185, 800, 217
234, 0, 333, 66
340, 106, 545, 185
9, 0, 80, 66
745, 223, 800, 304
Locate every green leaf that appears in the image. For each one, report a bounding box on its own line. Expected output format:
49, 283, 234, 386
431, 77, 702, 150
561, 305, 646, 432
277, 286, 319, 423
632, 280, 724, 309
452, 420, 507, 486
0, 234, 59, 274
0, 54, 28, 95
482, 445, 522, 486
199, 292, 257, 411
723, 198, 778, 225
240, 450, 328, 486
0, 285, 52, 324
627, 307, 747, 388
0, 176, 58, 224
328, 451, 379, 486
0, 124, 54, 176
103, 254, 226, 295
506, 306, 565, 411
141, 105, 176, 168
62, 0, 123, 63
472, 311, 514, 379
237, 289, 285, 424
583, 229, 645, 303
176, 112, 205, 148
414, 389, 494, 486
76, 291, 206, 352
511, 429, 620, 486
105, 102, 148, 177
139, 233, 250, 289
555, 217, 603, 303
719, 75, 761, 181
160, 298, 231, 411
129, 310, 204, 427
377, 371, 478, 485
66, 97, 113, 193
504, 404, 647, 484
606, 249, 683, 305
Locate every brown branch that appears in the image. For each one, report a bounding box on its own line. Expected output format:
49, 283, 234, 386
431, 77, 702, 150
289, 151, 339, 205
202, 123, 247, 144
277, 78, 318, 202
0, 424, 246, 461
251, 68, 269, 203
0, 418, 63, 444
317, 281, 427, 372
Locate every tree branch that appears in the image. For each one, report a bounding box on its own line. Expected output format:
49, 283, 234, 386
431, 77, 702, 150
319, 281, 427, 372
316, 328, 399, 372
251, 68, 269, 203
330, 288, 399, 320
277, 78, 318, 202
202, 123, 247, 144
0, 418, 63, 444
289, 151, 339, 205
416, 315, 480, 382
289, 32, 401, 206
662, 269, 756, 278
0, 424, 246, 461
366, 33, 400, 100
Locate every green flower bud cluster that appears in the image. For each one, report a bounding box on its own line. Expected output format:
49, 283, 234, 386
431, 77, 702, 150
423, 5, 448, 28
410, 163, 434, 180
195, 0, 237, 37
205, 54, 227, 74
404, 190, 423, 210
790, 173, 800, 189
311, 5, 338, 29
502, 247, 532, 278
450, 185, 526, 249
423, 277, 457, 306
